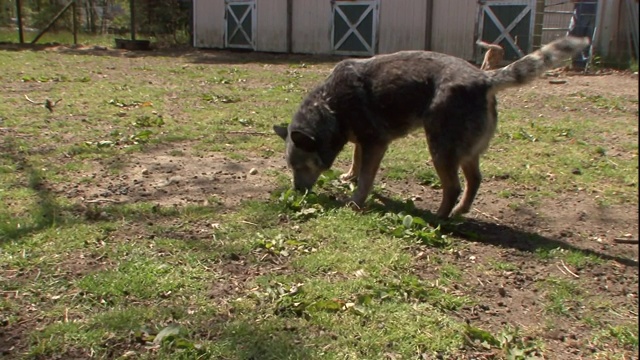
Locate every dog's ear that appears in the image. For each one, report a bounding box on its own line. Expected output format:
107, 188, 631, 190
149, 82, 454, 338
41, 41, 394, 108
273, 125, 289, 140
290, 130, 318, 152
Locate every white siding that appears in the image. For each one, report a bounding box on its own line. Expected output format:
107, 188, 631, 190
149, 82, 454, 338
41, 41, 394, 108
291, 0, 332, 54
378, 0, 427, 54
193, 0, 225, 48
430, 0, 478, 60
256, 0, 288, 52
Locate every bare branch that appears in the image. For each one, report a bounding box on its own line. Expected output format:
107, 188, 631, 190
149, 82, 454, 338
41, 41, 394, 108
25, 94, 44, 105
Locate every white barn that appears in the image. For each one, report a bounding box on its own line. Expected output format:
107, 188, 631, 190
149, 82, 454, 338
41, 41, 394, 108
192, 0, 637, 65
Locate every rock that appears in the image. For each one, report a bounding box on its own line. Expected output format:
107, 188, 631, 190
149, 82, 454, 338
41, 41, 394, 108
249, 168, 258, 175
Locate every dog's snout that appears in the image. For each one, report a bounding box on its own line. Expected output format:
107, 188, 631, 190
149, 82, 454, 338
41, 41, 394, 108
293, 180, 312, 193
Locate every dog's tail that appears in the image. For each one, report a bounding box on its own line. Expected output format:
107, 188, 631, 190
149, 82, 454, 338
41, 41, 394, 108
476, 40, 503, 51
488, 36, 590, 92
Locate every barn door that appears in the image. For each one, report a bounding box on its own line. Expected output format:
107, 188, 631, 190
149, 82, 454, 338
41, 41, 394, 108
331, 0, 379, 55
477, 0, 536, 62
225, 0, 256, 49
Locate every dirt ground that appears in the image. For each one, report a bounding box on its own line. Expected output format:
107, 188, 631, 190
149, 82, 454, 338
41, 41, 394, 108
3, 44, 638, 358
55, 97, 637, 360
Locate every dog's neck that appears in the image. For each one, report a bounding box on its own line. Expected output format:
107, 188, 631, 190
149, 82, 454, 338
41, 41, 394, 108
293, 87, 349, 169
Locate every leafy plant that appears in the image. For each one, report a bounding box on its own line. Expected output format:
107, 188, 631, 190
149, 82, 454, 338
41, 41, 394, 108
255, 283, 370, 319
379, 212, 451, 247
252, 233, 311, 257
133, 115, 165, 128
465, 325, 543, 360
201, 93, 240, 104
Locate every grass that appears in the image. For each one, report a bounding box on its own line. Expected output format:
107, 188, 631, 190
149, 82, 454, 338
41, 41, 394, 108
539, 276, 583, 316
0, 35, 638, 359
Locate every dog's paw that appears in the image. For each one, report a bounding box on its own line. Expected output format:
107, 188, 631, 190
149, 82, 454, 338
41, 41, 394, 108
451, 205, 471, 217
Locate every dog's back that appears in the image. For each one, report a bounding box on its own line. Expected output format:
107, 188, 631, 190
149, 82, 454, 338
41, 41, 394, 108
324, 51, 491, 143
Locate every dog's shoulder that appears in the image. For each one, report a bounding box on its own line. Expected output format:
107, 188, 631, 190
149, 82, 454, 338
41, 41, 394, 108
321, 59, 368, 103
327, 59, 364, 85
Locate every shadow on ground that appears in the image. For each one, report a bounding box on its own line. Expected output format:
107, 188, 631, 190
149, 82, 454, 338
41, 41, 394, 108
372, 193, 639, 268
0, 42, 344, 66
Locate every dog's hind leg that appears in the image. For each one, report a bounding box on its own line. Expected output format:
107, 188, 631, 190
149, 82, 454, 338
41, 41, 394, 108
431, 153, 462, 219
340, 143, 362, 182
451, 155, 481, 216
348, 143, 387, 208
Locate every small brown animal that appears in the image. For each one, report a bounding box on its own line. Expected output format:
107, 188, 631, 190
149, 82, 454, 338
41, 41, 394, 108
476, 40, 504, 70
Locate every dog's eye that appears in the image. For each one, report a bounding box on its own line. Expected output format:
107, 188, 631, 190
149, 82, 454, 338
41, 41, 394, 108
292, 164, 307, 172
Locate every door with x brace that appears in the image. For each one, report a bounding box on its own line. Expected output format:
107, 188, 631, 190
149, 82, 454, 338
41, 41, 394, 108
331, 0, 379, 56
477, 0, 536, 62
225, 0, 256, 49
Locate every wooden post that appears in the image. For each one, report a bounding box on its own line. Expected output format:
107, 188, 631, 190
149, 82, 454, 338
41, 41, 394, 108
424, 0, 433, 50
72, 0, 77, 45
130, 0, 136, 41
286, 0, 292, 53
16, 0, 24, 43
532, 0, 545, 50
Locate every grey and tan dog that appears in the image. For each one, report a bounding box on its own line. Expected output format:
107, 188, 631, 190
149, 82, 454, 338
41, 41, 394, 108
274, 36, 589, 219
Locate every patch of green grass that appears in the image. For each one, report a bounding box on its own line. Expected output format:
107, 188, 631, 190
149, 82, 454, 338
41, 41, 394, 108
489, 260, 519, 272
76, 255, 205, 305
562, 248, 604, 268
0, 45, 637, 360
534, 247, 603, 269
539, 277, 583, 316
0, 30, 117, 46
485, 98, 638, 205
606, 324, 639, 348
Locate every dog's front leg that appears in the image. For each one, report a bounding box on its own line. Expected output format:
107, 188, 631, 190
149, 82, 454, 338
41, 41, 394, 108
348, 143, 387, 208
340, 143, 361, 182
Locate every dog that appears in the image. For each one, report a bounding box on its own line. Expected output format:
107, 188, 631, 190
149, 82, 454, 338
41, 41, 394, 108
476, 40, 505, 70
274, 36, 589, 219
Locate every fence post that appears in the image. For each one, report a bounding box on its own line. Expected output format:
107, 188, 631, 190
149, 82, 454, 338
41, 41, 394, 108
72, 0, 78, 45
533, 0, 545, 50
16, 0, 24, 43
130, 0, 136, 41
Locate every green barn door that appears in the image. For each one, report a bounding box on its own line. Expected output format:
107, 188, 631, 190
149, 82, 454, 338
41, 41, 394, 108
332, 0, 379, 56
478, 0, 535, 61
225, 0, 256, 50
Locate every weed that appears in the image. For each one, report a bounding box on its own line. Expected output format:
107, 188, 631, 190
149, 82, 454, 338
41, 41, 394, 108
379, 212, 451, 247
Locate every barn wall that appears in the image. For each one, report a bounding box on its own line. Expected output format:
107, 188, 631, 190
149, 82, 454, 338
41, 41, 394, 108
540, 0, 574, 44
378, 0, 427, 54
291, 0, 332, 54
597, 0, 624, 58
430, 0, 478, 60
256, 0, 288, 52
193, 0, 225, 48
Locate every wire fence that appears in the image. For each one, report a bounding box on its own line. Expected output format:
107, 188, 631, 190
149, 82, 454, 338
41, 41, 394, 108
1, 0, 192, 45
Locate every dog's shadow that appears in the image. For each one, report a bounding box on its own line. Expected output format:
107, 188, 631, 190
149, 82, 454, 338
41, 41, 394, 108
359, 194, 637, 268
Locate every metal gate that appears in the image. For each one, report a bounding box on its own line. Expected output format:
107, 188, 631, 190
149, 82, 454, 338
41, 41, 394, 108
225, 0, 256, 49
477, 0, 536, 62
331, 0, 379, 56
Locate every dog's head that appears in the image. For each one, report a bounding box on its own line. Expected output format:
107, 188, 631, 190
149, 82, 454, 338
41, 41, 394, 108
275, 83, 348, 193
273, 121, 327, 193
